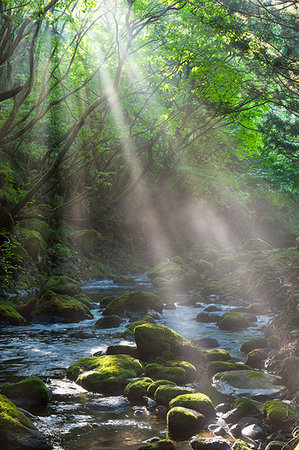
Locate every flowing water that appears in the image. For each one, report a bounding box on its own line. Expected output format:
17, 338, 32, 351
0, 274, 272, 449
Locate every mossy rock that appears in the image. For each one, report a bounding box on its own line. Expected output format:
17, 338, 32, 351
218, 312, 249, 330
154, 385, 194, 406
41, 275, 81, 297
0, 394, 51, 449
29, 290, 93, 323
262, 400, 296, 425
103, 291, 163, 317
205, 349, 231, 362
145, 363, 186, 384
74, 228, 103, 256
67, 354, 143, 394
106, 344, 139, 358
0, 376, 49, 407
123, 315, 156, 336
148, 261, 180, 280
166, 360, 198, 382
196, 312, 220, 323
190, 437, 230, 449
124, 377, 153, 403
240, 337, 268, 353
134, 323, 206, 364
73, 293, 92, 308
207, 361, 250, 378
172, 256, 185, 265
232, 440, 252, 450
147, 380, 176, 397
100, 296, 116, 308
246, 349, 267, 369
167, 406, 206, 439
95, 315, 122, 328
152, 277, 169, 288
22, 229, 47, 260
0, 301, 25, 326
233, 397, 260, 414
169, 393, 215, 419
281, 357, 299, 394
138, 440, 175, 450
191, 259, 213, 275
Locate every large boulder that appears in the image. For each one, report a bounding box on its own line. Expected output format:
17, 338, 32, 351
245, 349, 267, 369
41, 276, 81, 297
167, 406, 206, 439
147, 262, 180, 280
123, 315, 156, 336
66, 354, 143, 394
22, 290, 93, 323
124, 377, 153, 403
240, 337, 268, 353
218, 312, 249, 330
0, 301, 25, 326
262, 400, 297, 425
207, 361, 250, 378
147, 380, 176, 397
0, 376, 49, 408
103, 292, 163, 317
154, 385, 195, 406
22, 229, 46, 260
134, 323, 206, 364
95, 315, 122, 328
145, 363, 186, 384
0, 394, 52, 449
169, 393, 215, 419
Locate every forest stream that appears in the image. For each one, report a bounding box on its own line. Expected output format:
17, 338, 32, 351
0, 273, 279, 450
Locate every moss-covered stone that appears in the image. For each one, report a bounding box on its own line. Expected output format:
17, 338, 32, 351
245, 349, 267, 369
0, 376, 49, 407
124, 377, 153, 403
204, 349, 231, 362
262, 400, 297, 425
169, 393, 215, 419
73, 293, 92, 308
145, 363, 186, 384
167, 406, 206, 439
0, 301, 25, 326
41, 275, 81, 297
138, 440, 175, 450
106, 344, 139, 358
233, 397, 260, 414
232, 440, 252, 450
123, 315, 156, 336
190, 437, 230, 449
191, 259, 213, 274
74, 228, 103, 256
28, 290, 93, 323
103, 292, 163, 317
22, 229, 46, 260
196, 312, 220, 323
240, 337, 268, 353
207, 361, 250, 378
95, 315, 122, 328
134, 323, 206, 364
100, 296, 116, 308
147, 380, 176, 397
166, 360, 198, 382
148, 262, 180, 280
0, 394, 51, 449
154, 385, 194, 406
281, 357, 299, 393
218, 312, 249, 330
67, 354, 143, 394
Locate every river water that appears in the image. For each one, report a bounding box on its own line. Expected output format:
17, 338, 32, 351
0, 274, 272, 449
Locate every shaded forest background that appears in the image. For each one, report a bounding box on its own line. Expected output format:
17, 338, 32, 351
0, 0, 298, 291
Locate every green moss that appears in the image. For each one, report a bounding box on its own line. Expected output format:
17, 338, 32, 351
0, 376, 48, 406
204, 349, 231, 362
148, 261, 180, 280
216, 373, 240, 382
0, 394, 35, 434
246, 349, 267, 369
240, 337, 268, 353
134, 323, 206, 364
233, 397, 260, 413
74, 229, 103, 256
167, 360, 198, 381
172, 256, 185, 265
232, 439, 252, 450
263, 400, 297, 425
42, 275, 81, 296
245, 371, 266, 378
22, 229, 46, 259
167, 406, 205, 439
147, 380, 176, 397
123, 315, 155, 336
0, 301, 25, 325
169, 393, 215, 418
95, 315, 122, 328
31, 290, 92, 322
73, 293, 92, 307
154, 385, 194, 406
67, 355, 143, 394
191, 259, 213, 274
145, 363, 186, 384
138, 440, 175, 450
218, 312, 249, 330
103, 291, 163, 316
207, 361, 250, 378
124, 377, 153, 402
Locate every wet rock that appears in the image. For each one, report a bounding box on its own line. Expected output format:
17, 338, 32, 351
212, 370, 284, 398
154, 385, 195, 406
125, 377, 153, 403
41, 275, 81, 297
218, 312, 249, 330
123, 315, 156, 336
238, 417, 260, 429
262, 400, 297, 426
190, 436, 231, 450
281, 357, 299, 394
241, 423, 266, 440
0, 301, 25, 326
205, 349, 231, 362
208, 361, 250, 378
134, 323, 206, 364
222, 408, 243, 425
246, 349, 267, 369
167, 406, 206, 439
240, 337, 268, 354
169, 393, 215, 419
196, 312, 220, 323
196, 338, 219, 348
85, 396, 131, 413
103, 291, 163, 317
215, 403, 232, 413
212, 427, 226, 437
0, 394, 52, 449
95, 315, 122, 328
106, 344, 139, 358
230, 424, 241, 438
204, 305, 221, 312
0, 376, 49, 408
147, 380, 176, 397
69, 330, 95, 339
